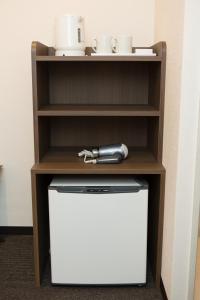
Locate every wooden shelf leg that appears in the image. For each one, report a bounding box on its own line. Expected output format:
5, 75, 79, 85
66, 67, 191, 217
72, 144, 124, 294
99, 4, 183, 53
31, 172, 41, 287
155, 172, 166, 288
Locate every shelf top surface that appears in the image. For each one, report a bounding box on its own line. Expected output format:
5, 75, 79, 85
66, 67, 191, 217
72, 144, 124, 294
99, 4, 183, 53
37, 105, 160, 117
35, 55, 162, 62
31, 148, 165, 174
31, 162, 165, 174
32, 41, 166, 63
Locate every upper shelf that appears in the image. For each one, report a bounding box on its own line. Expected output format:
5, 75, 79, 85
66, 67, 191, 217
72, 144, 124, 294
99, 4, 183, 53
37, 104, 160, 117
32, 41, 166, 63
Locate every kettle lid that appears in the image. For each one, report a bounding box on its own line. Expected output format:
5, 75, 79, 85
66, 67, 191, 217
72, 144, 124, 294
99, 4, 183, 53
63, 14, 82, 20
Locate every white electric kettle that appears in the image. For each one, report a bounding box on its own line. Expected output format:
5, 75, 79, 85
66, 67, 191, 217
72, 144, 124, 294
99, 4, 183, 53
55, 15, 85, 56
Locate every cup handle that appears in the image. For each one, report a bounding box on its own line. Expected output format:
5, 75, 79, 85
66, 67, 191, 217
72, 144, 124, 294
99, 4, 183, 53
92, 38, 97, 53
112, 38, 117, 53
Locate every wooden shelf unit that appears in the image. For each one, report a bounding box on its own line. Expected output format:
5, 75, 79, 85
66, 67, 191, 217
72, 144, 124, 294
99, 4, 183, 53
31, 41, 166, 289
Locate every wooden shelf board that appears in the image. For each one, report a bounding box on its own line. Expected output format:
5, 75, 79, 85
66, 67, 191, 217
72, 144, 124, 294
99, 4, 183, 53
31, 148, 165, 174
37, 105, 160, 117
36, 55, 162, 62
32, 162, 165, 175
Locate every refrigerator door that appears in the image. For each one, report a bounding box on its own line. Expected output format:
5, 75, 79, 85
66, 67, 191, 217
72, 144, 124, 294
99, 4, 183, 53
48, 186, 148, 285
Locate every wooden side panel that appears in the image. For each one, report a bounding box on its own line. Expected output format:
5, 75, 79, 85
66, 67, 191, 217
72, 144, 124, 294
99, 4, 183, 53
155, 42, 166, 162
32, 41, 49, 56
31, 173, 40, 287
155, 172, 166, 287
32, 42, 49, 162
147, 172, 166, 287
31, 172, 52, 286
152, 41, 166, 58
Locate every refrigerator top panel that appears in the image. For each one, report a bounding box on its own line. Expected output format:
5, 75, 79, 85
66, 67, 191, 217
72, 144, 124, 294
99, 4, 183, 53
49, 176, 148, 194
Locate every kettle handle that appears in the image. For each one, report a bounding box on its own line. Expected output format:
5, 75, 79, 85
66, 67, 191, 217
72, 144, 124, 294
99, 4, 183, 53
92, 38, 97, 53
78, 17, 84, 43
112, 38, 117, 53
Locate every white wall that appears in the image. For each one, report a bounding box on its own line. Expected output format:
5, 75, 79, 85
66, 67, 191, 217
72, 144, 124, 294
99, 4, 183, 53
154, 0, 185, 296
155, 0, 200, 299
0, 0, 155, 225
170, 0, 200, 298
2, 2, 200, 299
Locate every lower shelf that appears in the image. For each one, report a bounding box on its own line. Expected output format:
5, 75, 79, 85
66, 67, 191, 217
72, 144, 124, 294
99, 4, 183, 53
32, 148, 165, 174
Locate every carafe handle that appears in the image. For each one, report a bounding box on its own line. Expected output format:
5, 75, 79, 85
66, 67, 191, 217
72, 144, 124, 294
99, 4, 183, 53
92, 38, 97, 53
112, 38, 117, 53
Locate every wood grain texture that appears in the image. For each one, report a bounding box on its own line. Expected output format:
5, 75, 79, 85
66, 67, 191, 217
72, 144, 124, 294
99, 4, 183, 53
146, 174, 163, 287
49, 117, 148, 148
48, 62, 150, 106
37, 104, 160, 117
148, 117, 159, 160
148, 62, 161, 109
31, 173, 51, 287
31, 41, 166, 287
37, 116, 160, 161
36, 62, 49, 109
157, 42, 166, 162
38, 117, 50, 161
41, 147, 157, 163
139, 173, 165, 287
31, 44, 39, 162
36, 55, 162, 62
31, 162, 165, 175
32, 41, 49, 56
155, 172, 166, 287
31, 173, 40, 287
32, 42, 50, 162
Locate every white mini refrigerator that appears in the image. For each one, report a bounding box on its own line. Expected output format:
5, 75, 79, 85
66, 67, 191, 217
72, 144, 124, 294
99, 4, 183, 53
48, 176, 148, 285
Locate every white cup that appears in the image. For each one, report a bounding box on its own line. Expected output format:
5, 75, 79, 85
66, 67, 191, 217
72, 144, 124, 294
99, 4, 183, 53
92, 35, 113, 54
113, 35, 133, 54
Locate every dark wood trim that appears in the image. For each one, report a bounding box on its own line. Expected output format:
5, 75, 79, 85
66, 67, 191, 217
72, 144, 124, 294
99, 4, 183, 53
31, 41, 50, 163
157, 42, 166, 162
0, 226, 33, 235
160, 278, 168, 300
31, 173, 51, 287
31, 172, 41, 287
32, 41, 49, 56
31, 42, 39, 163
155, 172, 166, 287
